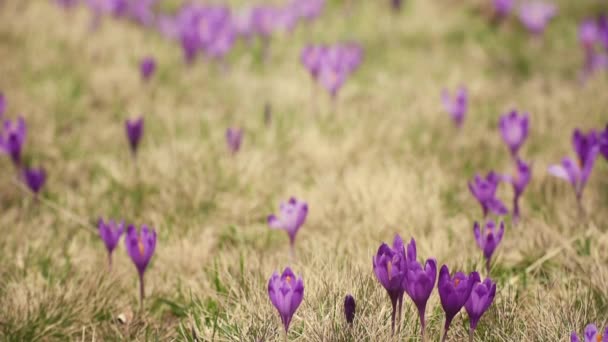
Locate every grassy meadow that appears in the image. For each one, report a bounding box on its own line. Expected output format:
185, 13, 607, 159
0, 0, 608, 340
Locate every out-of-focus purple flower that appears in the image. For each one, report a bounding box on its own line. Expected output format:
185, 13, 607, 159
268, 267, 304, 333
234, 9, 254, 40
301, 45, 327, 80
438, 265, 477, 340
344, 294, 356, 324
599, 125, 608, 161
573, 129, 599, 167
571, 324, 608, 342
465, 277, 496, 334
54, 0, 79, 9
579, 20, 599, 50
315, 43, 363, 99
22, 167, 46, 195
493, 0, 513, 19
268, 197, 308, 256
0, 93, 5, 118
125, 224, 157, 307
125, 117, 144, 157
373, 235, 406, 334
518, 2, 557, 36
225, 127, 243, 154
468, 172, 508, 217
499, 110, 529, 157
140, 56, 156, 82
127, 0, 155, 26
505, 159, 532, 221
473, 220, 505, 273
291, 0, 324, 21
403, 238, 437, 340
252, 6, 278, 38
442, 87, 467, 128
391, 0, 402, 12
0, 116, 27, 167
157, 15, 180, 40
578, 19, 608, 81
98, 218, 125, 268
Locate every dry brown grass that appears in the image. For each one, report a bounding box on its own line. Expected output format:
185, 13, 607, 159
0, 0, 607, 340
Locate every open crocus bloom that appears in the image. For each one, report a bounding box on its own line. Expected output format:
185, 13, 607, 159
571, 324, 608, 342
468, 172, 508, 217
465, 277, 496, 332
125, 224, 157, 275
499, 110, 529, 157
268, 267, 304, 333
268, 197, 308, 246
438, 265, 477, 335
403, 238, 437, 336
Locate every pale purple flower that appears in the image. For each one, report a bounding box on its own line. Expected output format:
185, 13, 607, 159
98, 218, 125, 268
139, 56, 156, 82
290, 0, 325, 21
442, 87, 467, 128
499, 110, 529, 157
268, 267, 304, 333
438, 266, 477, 340
125, 224, 157, 308
301, 45, 327, 80
268, 197, 308, 256
468, 172, 508, 217
22, 167, 46, 195
473, 220, 505, 273
225, 127, 243, 154
599, 125, 608, 161
505, 159, 532, 221
571, 324, 608, 342
0, 116, 27, 167
125, 117, 144, 157
127, 0, 155, 26
373, 235, 406, 334
493, 0, 513, 19
518, 2, 557, 36
465, 277, 496, 334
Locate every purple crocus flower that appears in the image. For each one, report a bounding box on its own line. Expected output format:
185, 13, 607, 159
125, 117, 144, 157
518, 2, 557, 36
22, 167, 46, 195
373, 235, 406, 335
468, 172, 508, 217
438, 265, 477, 341
465, 277, 496, 336
290, 0, 324, 22
391, 0, 402, 12
403, 238, 437, 340
125, 224, 157, 308
473, 220, 505, 273
579, 20, 599, 50
571, 324, 608, 342
127, 0, 155, 27
506, 159, 532, 222
139, 56, 156, 82
54, 0, 80, 9
225, 127, 243, 154
344, 294, 356, 324
548, 130, 600, 210
442, 87, 467, 129
301, 45, 327, 80
499, 110, 529, 157
493, 0, 513, 19
0, 116, 27, 167
98, 218, 125, 269
599, 125, 608, 161
268, 197, 308, 258
318, 61, 347, 99
267, 267, 304, 333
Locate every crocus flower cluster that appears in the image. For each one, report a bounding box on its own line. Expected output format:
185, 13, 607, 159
268, 197, 308, 258
578, 15, 608, 81
267, 267, 304, 334
301, 43, 364, 99
572, 324, 608, 342
441, 87, 468, 128
548, 128, 601, 212
372, 235, 496, 339
518, 2, 557, 37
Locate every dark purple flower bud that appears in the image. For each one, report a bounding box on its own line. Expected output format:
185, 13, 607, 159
468, 172, 508, 217
499, 110, 529, 157
125, 224, 157, 307
373, 235, 406, 334
505, 159, 532, 221
573, 129, 599, 167
442, 87, 467, 128
268, 197, 308, 256
518, 2, 557, 36
493, 0, 513, 19
571, 324, 608, 342
344, 294, 356, 324
465, 277, 496, 333
22, 167, 46, 195
268, 267, 304, 333
599, 125, 608, 161
403, 238, 437, 339
473, 221, 505, 273
225, 127, 243, 154
125, 117, 144, 156
0, 116, 27, 167
98, 218, 125, 268
437, 265, 477, 339
139, 56, 156, 82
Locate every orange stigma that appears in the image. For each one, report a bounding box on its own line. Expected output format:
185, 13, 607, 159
285, 276, 292, 284
454, 278, 461, 286
387, 261, 393, 280
597, 334, 603, 342
138, 239, 145, 255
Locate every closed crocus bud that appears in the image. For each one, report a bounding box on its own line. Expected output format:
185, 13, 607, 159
98, 218, 125, 269
438, 266, 477, 341
268, 268, 304, 333
125, 117, 144, 157
0, 116, 26, 167
125, 224, 157, 308
465, 277, 496, 334
373, 235, 406, 335
473, 220, 505, 273
22, 167, 46, 195
344, 294, 356, 324
505, 159, 532, 222
499, 110, 529, 158
139, 56, 156, 82
391, 0, 402, 12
